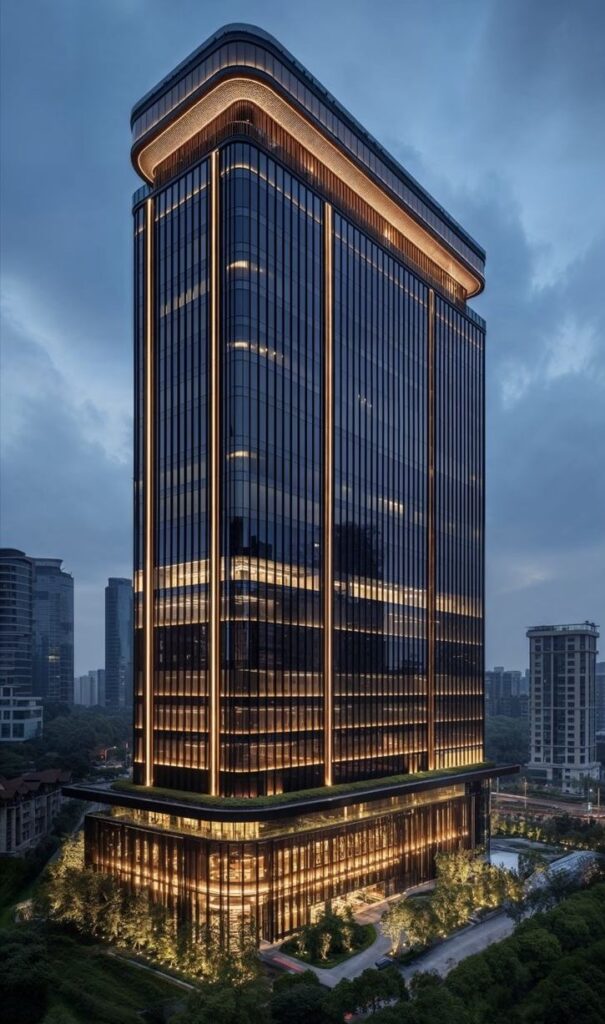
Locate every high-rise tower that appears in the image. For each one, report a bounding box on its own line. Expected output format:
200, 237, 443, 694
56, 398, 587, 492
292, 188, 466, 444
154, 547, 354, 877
0, 549, 34, 691
527, 623, 600, 792
32, 558, 74, 704
105, 578, 133, 709
69, 24, 509, 943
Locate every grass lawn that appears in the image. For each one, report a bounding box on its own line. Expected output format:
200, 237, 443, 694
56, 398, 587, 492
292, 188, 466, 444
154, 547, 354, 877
113, 762, 492, 810
281, 922, 377, 969
42, 931, 186, 1023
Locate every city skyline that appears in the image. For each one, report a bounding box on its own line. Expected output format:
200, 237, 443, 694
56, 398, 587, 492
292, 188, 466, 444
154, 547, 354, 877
2, 0, 604, 675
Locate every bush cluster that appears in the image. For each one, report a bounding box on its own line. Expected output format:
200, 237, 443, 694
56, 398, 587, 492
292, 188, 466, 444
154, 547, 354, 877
282, 905, 371, 964
38, 834, 258, 983
495, 809, 605, 853
382, 848, 523, 952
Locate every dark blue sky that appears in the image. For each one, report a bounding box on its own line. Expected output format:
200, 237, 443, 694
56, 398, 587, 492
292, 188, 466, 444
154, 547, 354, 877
1, 0, 603, 674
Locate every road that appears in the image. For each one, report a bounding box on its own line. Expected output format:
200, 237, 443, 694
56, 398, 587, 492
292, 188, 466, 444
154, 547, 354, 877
260, 896, 393, 989
261, 890, 512, 989
493, 791, 605, 820
400, 911, 513, 981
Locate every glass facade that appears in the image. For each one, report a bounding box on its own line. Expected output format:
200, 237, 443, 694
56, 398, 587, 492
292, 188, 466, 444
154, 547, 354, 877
134, 162, 211, 791
333, 216, 429, 782
85, 777, 488, 943
105, 578, 134, 709
31, 559, 74, 704
83, 24, 495, 947
221, 143, 324, 795
0, 549, 33, 691
132, 139, 485, 796
130, 28, 485, 277
434, 299, 484, 768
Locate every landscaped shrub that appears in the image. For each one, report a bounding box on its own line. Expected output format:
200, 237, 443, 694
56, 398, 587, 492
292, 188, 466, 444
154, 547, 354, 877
282, 905, 373, 965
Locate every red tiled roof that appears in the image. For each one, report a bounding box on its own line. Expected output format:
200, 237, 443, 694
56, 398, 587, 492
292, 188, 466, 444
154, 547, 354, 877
0, 768, 72, 801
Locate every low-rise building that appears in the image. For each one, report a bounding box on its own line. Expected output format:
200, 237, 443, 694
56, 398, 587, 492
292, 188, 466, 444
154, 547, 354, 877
0, 769, 71, 855
0, 683, 43, 742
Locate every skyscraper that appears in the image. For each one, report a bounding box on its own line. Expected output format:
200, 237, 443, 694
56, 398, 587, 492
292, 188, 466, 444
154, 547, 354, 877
596, 661, 605, 734
70, 24, 508, 944
74, 670, 105, 707
527, 623, 600, 792
32, 559, 74, 704
0, 549, 34, 691
485, 666, 528, 718
104, 578, 133, 709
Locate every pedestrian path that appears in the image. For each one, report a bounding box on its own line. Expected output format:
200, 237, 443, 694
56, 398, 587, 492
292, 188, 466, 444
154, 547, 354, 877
261, 894, 401, 988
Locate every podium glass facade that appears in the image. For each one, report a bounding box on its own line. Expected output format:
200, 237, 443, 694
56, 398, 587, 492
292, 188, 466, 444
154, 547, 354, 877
76, 23, 498, 944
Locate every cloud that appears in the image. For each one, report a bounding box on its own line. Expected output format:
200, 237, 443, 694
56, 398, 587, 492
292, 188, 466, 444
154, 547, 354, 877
1, 277, 131, 462
1, 281, 132, 673
1, 0, 604, 674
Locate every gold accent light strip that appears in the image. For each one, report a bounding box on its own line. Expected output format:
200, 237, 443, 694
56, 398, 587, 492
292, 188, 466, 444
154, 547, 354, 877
324, 202, 334, 787
144, 197, 155, 787
427, 288, 436, 772
134, 77, 481, 297
209, 149, 221, 796
134, 559, 481, 618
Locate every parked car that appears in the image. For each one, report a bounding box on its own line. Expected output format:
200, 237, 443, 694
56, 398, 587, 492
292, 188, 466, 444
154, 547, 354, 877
375, 955, 394, 970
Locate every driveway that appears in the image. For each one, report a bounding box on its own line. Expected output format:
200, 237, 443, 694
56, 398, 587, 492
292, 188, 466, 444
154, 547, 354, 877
261, 890, 428, 989
261, 889, 514, 989
400, 911, 514, 981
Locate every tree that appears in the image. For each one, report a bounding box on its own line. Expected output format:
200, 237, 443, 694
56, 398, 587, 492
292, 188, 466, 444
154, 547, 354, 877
271, 983, 326, 1024
323, 978, 356, 1022
447, 953, 494, 1004
383, 895, 437, 950
174, 974, 270, 1024
353, 966, 406, 1014
485, 716, 529, 765
0, 926, 50, 1024
544, 975, 604, 1024
318, 929, 332, 961
382, 902, 407, 952
284, 905, 368, 964
273, 969, 320, 994
409, 972, 472, 1024
514, 926, 562, 980
518, 848, 548, 879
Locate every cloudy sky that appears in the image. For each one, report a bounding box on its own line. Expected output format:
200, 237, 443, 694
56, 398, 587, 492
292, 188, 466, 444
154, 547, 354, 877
1, 0, 603, 674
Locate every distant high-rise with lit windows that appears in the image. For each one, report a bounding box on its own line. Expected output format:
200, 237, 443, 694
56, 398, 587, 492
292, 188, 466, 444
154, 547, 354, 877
68, 24, 510, 944
32, 558, 74, 704
527, 622, 600, 792
104, 578, 133, 709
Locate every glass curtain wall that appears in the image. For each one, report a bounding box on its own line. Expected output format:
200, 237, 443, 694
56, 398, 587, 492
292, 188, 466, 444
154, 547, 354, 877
132, 140, 485, 794
220, 142, 324, 797
134, 161, 211, 790
333, 214, 429, 783
434, 296, 484, 768
133, 204, 146, 776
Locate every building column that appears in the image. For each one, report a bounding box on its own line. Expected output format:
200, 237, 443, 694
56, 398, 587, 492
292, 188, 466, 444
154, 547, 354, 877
209, 149, 221, 796
143, 196, 155, 787
427, 288, 436, 770
323, 202, 334, 787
